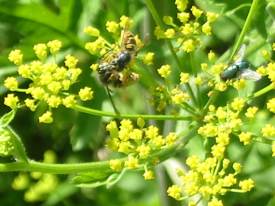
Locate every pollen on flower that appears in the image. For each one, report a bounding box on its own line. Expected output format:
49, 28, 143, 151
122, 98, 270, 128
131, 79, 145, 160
109, 159, 123, 171
47, 40, 62, 54
33, 43, 47, 60
83, 26, 100, 36
158, 65, 171, 79
39, 111, 53, 124
4, 77, 18, 91
78, 87, 94, 101
4, 93, 19, 109
143, 52, 155, 65
8, 49, 23, 65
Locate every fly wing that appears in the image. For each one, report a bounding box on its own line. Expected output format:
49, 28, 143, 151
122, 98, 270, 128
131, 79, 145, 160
240, 69, 261, 81
234, 44, 246, 63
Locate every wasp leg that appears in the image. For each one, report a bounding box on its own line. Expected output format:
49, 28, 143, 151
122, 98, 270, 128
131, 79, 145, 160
106, 86, 120, 115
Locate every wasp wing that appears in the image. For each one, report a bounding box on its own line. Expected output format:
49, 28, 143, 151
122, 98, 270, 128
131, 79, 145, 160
240, 69, 261, 81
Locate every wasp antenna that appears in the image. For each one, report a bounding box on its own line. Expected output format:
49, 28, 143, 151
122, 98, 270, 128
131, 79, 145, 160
106, 86, 120, 115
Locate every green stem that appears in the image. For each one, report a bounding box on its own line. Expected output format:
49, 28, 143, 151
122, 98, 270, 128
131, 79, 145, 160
73, 104, 192, 121
145, 0, 183, 70
229, 0, 260, 62
250, 84, 274, 99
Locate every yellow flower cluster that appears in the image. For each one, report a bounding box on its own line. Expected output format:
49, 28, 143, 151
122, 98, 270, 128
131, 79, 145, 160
107, 119, 177, 176
167, 155, 254, 205
154, 1, 218, 53
0, 129, 14, 156
84, 16, 140, 57
12, 150, 58, 202
5, 41, 94, 123
257, 62, 275, 86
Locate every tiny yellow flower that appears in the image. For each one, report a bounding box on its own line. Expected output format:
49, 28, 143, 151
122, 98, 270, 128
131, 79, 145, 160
167, 185, 182, 200
195, 76, 203, 85
186, 155, 200, 169
12, 173, 29, 190
231, 97, 245, 111
256, 66, 267, 76
90, 63, 99, 71
215, 82, 227, 91
171, 88, 189, 104
39, 111, 53, 124
261, 49, 271, 60
48, 81, 62, 94
18, 64, 31, 78
245, 106, 258, 118
145, 125, 159, 139
262, 124, 275, 137
33, 43, 47, 60
109, 159, 123, 171
182, 39, 195, 53
65, 55, 78, 68
62, 95, 76, 108
119, 15, 133, 28
175, 0, 188, 12
8, 49, 23, 65
180, 72, 190, 84
177, 12, 190, 23
106, 21, 119, 33
239, 132, 252, 145
47, 95, 62, 108
202, 22, 212, 35
129, 129, 143, 141
163, 16, 174, 25
125, 156, 139, 169
79, 87, 94, 101
83, 26, 100, 36
166, 132, 177, 145
207, 12, 219, 22
239, 179, 254, 192
143, 170, 154, 180
4, 93, 19, 109
4, 77, 18, 91
267, 98, 275, 113
208, 198, 223, 206
233, 162, 242, 173
191, 6, 203, 18
47, 40, 62, 54
164, 28, 175, 38
211, 143, 225, 159
201, 63, 208, 71
136, 145, 151, 159
208, 50, 216, 61
143, 52, 154, 65
29, 87, 45, 100
158, 64, 171, 79
24, 98, 37, 111
181, 23, 194, 35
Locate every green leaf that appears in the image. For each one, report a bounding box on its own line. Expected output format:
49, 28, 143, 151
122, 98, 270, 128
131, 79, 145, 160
0, 110, 16, 128
7, 126, 28, 162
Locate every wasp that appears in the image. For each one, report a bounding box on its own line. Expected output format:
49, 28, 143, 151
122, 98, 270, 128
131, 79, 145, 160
220, 45, 261, 81
98, 30, 139, 87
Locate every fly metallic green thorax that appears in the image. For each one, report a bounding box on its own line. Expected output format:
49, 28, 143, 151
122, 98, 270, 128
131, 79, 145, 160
220, 60, 250, 81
